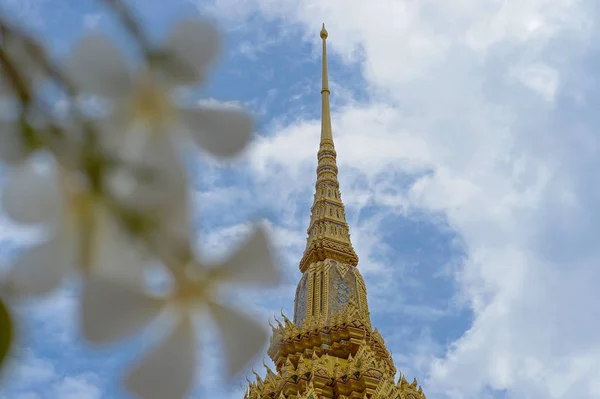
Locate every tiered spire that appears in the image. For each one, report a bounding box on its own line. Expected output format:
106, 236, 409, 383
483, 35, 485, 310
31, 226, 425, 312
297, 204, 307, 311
298, 24, 359, 273
244, 25, 427, 399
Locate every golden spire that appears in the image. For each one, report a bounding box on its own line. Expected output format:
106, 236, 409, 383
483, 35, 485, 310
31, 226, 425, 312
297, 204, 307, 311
320, 23, 332, 143
246, 25, 427, 399
298, 25, 358, 273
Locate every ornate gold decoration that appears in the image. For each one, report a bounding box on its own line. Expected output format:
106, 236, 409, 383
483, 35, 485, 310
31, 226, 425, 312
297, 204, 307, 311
244, 25, 426, 399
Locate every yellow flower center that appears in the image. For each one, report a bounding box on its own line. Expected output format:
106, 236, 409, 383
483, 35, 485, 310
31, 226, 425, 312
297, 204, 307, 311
130, 71, 176, 130
171, 263, 216, 310
61, 169, 104, 274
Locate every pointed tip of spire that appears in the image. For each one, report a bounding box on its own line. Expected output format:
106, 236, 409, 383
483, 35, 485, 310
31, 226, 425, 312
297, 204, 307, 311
320, 23, 328, 39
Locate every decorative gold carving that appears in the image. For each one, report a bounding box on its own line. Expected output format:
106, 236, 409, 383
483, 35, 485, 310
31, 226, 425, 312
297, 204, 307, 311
337, 263, 349, 278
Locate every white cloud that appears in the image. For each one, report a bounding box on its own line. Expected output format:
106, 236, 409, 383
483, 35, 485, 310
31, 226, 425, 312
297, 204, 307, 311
509, 63, 560, 102
52, 373, 101, 399
82, 13, 103, 30
197, 0, 600, 398
7, 349, 57, 386
195, 98, 246, 110
10, 393, 41, 399
0, 348, 103, 399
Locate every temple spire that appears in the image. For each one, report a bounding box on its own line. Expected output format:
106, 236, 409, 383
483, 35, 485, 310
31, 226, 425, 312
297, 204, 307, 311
298, 25, 358, 273
245, 25, 427, 399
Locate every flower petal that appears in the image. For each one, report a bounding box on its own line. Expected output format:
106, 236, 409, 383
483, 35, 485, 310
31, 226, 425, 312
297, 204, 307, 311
1, 161, 62, 225
211, 224, 280, 286
179, 106, 253, 158
80, 276, 164, 344
90, 203, 149, 287
66, 34, 132, 98
0, 120, 28, 164
4, 237, 73, 299
108, 133, 188, 211
105, 133, 192, 263
148, 183, 191, 265
124, 319, 197, 399
208, 301, 268, 379
162, 20, 220, 85
87, 115, 137, 170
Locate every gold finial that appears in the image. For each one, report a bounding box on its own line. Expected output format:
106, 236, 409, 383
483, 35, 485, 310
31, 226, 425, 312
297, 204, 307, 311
320, 24, 330, 98
320, 23, 328, 39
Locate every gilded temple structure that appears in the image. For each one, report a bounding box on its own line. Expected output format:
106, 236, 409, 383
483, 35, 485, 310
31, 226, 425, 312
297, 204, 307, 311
243, 25, 427, 399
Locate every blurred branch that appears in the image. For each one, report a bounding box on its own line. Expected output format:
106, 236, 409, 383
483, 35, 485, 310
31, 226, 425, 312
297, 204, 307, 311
99, 0, 151, 50
0, 32, 31, 105
0, 16, 76, 97
0, 297, 13, 373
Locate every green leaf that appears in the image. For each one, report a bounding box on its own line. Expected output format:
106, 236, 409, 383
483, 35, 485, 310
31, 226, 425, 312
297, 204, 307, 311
0, 297, 13, 369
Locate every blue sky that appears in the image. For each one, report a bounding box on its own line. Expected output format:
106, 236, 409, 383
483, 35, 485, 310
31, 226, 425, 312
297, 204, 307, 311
2, 0, 600, 398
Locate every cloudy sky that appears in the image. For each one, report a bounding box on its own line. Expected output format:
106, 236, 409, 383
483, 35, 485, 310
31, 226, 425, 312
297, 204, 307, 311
2, 0, 600, 398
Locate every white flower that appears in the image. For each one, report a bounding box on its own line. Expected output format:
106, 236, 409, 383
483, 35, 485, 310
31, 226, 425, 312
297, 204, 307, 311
1, 158, 145, 298
65, 19, 253, 163
81, 224, 280, 399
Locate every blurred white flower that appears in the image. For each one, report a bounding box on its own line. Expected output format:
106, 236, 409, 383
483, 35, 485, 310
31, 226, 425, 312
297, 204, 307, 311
80, 224, 280, 399
66, 19, 253, 162
0, 16, 273, 399
64, 19, 255, 233
1, 158, 145, 298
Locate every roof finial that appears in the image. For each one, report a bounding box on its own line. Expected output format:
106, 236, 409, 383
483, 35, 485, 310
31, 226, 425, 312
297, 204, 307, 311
320, 23, 328, 39
320, 23, 331, 142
